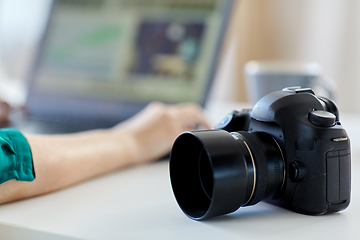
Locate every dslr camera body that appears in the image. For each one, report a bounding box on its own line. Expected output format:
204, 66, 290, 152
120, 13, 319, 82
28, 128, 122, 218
170, 87, 351, 220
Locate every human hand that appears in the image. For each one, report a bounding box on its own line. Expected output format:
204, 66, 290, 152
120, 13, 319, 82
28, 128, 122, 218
112, 102, 211, 164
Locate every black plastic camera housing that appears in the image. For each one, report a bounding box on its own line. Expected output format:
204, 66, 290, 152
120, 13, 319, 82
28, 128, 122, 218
170, 87, 351, 220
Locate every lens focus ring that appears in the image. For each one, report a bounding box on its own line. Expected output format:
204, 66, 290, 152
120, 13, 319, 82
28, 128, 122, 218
232, 131, 284, 206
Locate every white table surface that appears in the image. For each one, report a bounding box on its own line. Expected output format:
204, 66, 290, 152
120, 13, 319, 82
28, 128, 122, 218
0, 100, 359, 240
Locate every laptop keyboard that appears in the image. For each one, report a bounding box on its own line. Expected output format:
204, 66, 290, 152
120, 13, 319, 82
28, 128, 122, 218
6, 111, 121, 134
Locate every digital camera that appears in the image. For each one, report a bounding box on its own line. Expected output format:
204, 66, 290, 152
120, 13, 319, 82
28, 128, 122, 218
169, 87, 351, 220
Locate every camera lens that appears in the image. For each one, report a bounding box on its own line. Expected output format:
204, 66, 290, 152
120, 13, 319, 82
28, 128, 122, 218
169, 130, 284, 220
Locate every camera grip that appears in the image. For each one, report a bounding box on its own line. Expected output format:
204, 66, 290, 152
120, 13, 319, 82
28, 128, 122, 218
289, 135, 351, 214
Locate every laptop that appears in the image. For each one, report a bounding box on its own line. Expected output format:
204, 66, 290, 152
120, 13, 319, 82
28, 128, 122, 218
10, 0, 233, 134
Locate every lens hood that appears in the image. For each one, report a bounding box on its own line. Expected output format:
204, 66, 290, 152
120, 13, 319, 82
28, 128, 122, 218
169, 130, 250, 220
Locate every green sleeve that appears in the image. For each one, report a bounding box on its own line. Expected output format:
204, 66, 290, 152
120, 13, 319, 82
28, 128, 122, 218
0, 128, 35, 185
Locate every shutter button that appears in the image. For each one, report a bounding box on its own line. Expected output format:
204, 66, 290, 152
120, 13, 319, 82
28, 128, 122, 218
309, 110, 336, 127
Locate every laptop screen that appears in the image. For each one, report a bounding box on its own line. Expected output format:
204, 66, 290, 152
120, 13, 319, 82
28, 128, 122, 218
27, 0, 232, 121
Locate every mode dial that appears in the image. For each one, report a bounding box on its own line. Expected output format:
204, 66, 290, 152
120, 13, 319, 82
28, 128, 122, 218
309, 110, 336, 127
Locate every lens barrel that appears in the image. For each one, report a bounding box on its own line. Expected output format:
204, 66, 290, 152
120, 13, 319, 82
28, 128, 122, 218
169, 130, 284, 220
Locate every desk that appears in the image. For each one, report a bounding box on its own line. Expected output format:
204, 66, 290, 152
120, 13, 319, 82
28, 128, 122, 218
0, 100, 359, 240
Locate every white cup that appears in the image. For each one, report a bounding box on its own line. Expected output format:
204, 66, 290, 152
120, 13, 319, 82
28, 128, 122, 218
244, 60, 336, 105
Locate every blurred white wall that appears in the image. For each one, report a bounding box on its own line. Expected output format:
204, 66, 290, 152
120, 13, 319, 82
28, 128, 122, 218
213, 0, 360, 113
0, 0, 51, 79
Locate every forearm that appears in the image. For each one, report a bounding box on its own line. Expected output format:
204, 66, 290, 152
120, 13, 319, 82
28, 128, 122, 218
0, 102, 210, 204
0, 129, 138, 204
